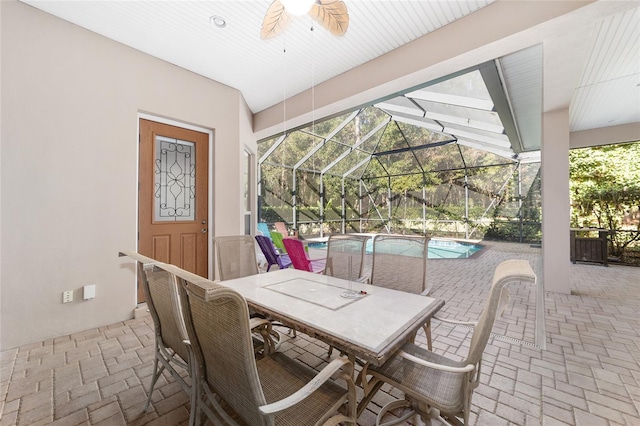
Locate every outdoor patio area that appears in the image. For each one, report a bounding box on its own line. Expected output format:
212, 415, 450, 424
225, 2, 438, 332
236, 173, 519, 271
1, 241, 639, 425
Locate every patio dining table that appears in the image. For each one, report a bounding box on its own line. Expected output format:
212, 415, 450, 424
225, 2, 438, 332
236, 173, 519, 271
218, 268, 444, 368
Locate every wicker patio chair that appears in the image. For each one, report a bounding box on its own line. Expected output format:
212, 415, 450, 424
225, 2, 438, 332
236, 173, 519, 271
274, 221, 298, 238
213, 235, 261, 281
215, 235, 292, 342
359, 259, 537, 426
120, 251, 278, 424
175, 272, 357, 426
369, 234, 433, 350
324, 234, 370, 281
255, 234, 292, 271
118, 251, 198, 426
283, 237, 326, 273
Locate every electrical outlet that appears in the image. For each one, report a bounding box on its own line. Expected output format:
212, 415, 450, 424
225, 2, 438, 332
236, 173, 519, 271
62, 290, 73, 303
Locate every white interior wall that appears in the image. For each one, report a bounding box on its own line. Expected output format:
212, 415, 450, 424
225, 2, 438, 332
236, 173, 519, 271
0, 0, 250, 349
0, 1, 3, 336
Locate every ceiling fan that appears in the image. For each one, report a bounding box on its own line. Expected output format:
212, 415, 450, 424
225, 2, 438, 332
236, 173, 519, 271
261, 0, 349, 40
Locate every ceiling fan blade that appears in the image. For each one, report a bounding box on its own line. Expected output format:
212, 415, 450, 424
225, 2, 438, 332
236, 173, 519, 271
309, 0, 349, 36
261, 0, 292, 39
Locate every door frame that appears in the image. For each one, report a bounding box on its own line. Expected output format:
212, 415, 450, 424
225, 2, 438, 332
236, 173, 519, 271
136, 113, 215, 293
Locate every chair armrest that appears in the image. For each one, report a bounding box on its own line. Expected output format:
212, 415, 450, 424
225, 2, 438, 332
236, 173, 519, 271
259, 357, 352, 414
310, 258, 327, 269
433, 315, 477, 326
397, 350, 476, 373
249, 317, 276, 354
249, 317, 272, 330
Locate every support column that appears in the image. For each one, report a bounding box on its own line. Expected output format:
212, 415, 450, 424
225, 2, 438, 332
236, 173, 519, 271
541, 108, 571, 294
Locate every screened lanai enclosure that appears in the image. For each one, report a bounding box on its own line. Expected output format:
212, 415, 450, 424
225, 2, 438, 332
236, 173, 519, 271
258, 50, 543, 242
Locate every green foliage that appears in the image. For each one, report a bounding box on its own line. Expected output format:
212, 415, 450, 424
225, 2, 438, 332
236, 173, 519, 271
570, 142, 640, 260
484, 221, 541, 243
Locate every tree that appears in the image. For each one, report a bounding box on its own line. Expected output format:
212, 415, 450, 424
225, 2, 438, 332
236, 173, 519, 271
570, 142, 640, 260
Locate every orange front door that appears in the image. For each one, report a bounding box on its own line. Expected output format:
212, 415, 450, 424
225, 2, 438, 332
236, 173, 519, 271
138, 119, 209, 302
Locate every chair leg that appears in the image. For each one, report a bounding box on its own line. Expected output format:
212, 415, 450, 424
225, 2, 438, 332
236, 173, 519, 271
416, 403, 441, 426
357, 379, 384, 418
423, 319, 432, 351
144, 348, 164, 411
188, 358, 198, 426
376, 399, 417, 426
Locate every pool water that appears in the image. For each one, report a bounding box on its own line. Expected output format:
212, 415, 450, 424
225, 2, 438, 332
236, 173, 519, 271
307, 238, 483, 259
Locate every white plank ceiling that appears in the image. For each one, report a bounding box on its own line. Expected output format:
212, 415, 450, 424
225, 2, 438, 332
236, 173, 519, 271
20, 0, 493, 113
20, 0, 640, 141
570, 6, 640, 131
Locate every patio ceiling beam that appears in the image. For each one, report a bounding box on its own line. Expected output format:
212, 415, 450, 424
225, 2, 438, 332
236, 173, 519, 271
320, 116, 391, 175
375, 102, 422, 117
456, 138, 515, 159
404, 89, 494, 111
390, 114, 444, 133
480, 61, 525, 153
258, 134, 286, 164
424, 112, 504, 134
360, 158, 516, 179
443, 127, 511, 148
292, 109, 362, 170
379, 101, 504, 134
372, 138, 456, 157
343, 156, 372, 179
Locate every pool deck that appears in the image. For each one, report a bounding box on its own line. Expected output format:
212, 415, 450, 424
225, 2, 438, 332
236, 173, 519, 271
2, 241, 640, 425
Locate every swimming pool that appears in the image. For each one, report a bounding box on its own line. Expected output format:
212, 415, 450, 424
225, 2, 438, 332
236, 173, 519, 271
307, 238, 483, 259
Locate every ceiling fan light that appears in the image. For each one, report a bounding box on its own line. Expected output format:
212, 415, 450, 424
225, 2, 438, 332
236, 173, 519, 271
281, 0, 315, 16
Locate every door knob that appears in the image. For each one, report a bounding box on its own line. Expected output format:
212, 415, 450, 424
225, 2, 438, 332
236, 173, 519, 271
201, 228, 208, 234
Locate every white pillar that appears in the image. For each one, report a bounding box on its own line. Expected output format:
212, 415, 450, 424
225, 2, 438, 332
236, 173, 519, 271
541, 108, 571, 294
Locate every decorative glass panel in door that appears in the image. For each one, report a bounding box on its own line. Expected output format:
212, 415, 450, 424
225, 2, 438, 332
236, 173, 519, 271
154, 136, 196, 222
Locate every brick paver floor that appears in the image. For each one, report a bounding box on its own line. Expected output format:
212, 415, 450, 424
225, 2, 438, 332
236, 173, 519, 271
1, 242, 638, 425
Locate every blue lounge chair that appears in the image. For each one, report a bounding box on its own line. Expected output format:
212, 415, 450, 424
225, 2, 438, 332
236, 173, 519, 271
257, 222, 271, 238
